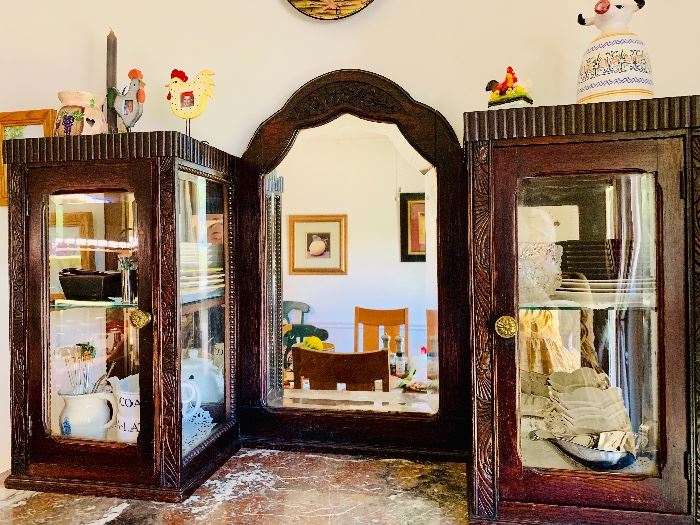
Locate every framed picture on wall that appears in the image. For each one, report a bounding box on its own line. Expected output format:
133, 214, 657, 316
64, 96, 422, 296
289, 215, 347, 275
0, 109, 56, 207
400, 193, 426, 262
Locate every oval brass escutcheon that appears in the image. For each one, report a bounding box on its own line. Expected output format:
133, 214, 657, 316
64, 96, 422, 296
129, 309, 152, 330
495, 315, 517, 339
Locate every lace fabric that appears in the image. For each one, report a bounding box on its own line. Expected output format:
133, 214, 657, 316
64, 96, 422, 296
182, 407, 215, 456
519, 242, 563, 304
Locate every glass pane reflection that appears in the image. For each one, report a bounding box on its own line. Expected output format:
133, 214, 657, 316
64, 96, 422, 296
177, 171, 228, 458
48, 192, 140, 443
518, 173, 659, 476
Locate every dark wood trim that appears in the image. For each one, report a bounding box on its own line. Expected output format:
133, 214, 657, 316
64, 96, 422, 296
241, 434, 468, 463
238, 69, 468, 455
691, 130, 700, 523
496, 501, 693, 525
464, 95, 700, 142
227, 157, 239, 426
468, 140, 498, 519
2, 131, 234, 173
242, 69, 459, 173
8, 163, 28, 476
155, 156, 180, 487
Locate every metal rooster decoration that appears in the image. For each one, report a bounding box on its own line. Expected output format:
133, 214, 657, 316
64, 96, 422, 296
107, 69, 146, 131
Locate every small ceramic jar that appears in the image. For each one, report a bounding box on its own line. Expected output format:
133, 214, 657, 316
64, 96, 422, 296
54, 91, 109, 136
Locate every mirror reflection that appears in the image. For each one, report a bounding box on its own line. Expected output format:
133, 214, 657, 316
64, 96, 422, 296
518, 173, 659, 475
266, 115, 439, 414
177, 172, 229, 457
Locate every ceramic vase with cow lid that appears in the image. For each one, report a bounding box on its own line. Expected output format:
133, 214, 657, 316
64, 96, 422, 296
577, 0, 654, 104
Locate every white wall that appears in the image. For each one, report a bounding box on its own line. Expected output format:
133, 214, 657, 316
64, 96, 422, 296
1, 0, 699, 471
278, 130, 435, 355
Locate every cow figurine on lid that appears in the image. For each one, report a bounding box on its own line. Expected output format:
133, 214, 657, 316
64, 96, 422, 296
576, 0, 654, 104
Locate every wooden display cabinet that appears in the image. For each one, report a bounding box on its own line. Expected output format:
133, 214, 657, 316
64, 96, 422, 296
3, 132, 239, 501
466, 96, 700, 524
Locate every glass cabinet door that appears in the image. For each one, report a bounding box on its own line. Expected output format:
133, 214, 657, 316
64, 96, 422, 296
48, 192, 142, 443
517, 173, 658, 475
26, 162, 153, 475
176, 168, 230, 459
494, 139, 688, 514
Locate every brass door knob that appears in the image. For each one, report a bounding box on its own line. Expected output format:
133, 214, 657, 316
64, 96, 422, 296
495, 316, 517, 339
129, 309, 152, 329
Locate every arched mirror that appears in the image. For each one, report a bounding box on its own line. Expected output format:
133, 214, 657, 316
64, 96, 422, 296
236, 70, 468, 455
266, 114, 439, 414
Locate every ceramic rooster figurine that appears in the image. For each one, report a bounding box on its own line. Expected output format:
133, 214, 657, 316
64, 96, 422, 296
485, 66, 533, 109
165, 69, 215, 121
108, 69, 146, 131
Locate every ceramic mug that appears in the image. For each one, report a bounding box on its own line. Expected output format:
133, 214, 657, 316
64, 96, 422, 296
116, 414, 140, 444
107, 374, 140, 443
116, 388, 140, 419
182, 380, 201, 419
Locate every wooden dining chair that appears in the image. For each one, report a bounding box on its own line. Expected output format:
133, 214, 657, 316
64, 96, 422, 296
292, 346, 390, 392
426, 309, 438, 345
353, 307, 409, 356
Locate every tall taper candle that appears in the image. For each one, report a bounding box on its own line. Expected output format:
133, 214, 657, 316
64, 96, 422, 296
107, 29, 118, 133
107, 29, 117, 89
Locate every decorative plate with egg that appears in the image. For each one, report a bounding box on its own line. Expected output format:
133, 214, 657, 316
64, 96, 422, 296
288, 0, 374, 20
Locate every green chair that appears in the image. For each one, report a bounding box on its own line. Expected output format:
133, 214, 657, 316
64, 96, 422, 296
283, 301, 311, 324
282, 301, 329, 368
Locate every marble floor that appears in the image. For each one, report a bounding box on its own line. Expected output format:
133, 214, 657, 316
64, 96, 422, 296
0, 449, 468, 525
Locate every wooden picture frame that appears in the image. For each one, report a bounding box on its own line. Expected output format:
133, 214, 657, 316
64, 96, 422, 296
0, 109, 56, 206
399, 192, 426, 262
288, 214, 347, 275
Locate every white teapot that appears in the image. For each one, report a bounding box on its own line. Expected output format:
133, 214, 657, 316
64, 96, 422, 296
182, 348, 225, 404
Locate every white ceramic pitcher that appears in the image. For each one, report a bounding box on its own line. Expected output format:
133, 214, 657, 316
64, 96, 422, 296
59, 392, 117, 440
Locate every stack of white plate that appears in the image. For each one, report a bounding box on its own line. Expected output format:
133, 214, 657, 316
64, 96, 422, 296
553, 277, 656, 307
179, 243, 225, 300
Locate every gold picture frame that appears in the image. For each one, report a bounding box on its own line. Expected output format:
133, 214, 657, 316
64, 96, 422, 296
289, 214, 347, 275
49, 212, 96, 270
0, 109, 56, 206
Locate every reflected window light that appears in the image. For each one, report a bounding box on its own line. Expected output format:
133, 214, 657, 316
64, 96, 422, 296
50, 238, 138, 250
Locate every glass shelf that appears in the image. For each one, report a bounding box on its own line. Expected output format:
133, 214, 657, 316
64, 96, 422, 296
520, 304, 657, 311
51, 299, 137, 311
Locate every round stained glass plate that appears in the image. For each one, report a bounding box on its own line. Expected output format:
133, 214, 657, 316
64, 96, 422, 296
288, 0, 375, 20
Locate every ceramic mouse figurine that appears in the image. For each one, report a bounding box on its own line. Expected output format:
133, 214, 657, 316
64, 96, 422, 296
576, 0, 654, 104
